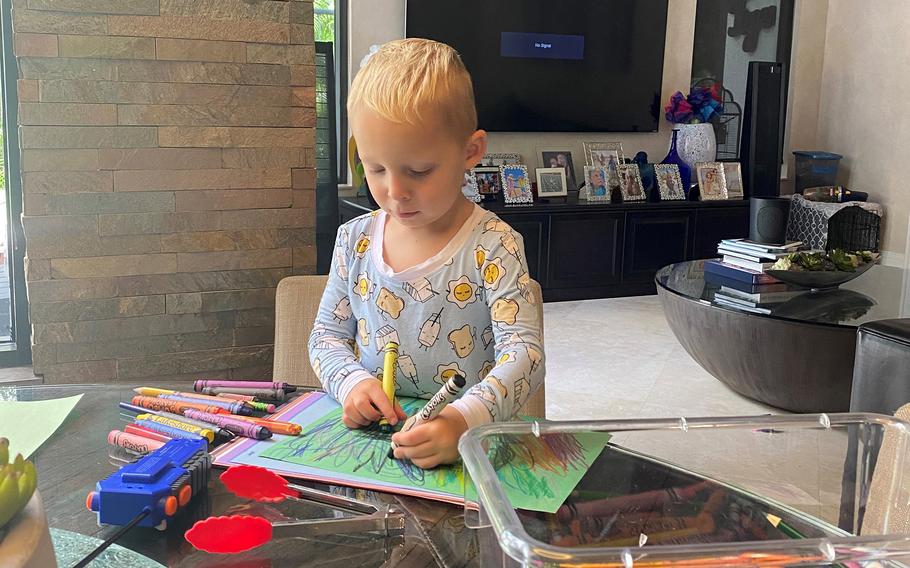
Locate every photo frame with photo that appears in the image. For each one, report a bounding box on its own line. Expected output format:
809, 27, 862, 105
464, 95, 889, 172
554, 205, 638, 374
535, 167, 567, 198
473, 167, 502, 202
617, 164, 645, 202
696, 162, 728, 200
480, 153, 521, 167
461, 170, 482, 203
653, 163, 686, 201
583, 165, 610, 202
583, 142, 624, 175
499, 164, 534, 205
538, 149, 578, 192
722, 162, 744, 199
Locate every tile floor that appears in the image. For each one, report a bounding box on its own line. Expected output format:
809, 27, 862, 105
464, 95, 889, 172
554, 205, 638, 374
543, 295, 780, 421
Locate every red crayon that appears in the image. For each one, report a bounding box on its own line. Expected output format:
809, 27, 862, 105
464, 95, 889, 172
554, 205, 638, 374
124, 423, 172, 443
108, 430, 165, 453
131, 395, 227, 416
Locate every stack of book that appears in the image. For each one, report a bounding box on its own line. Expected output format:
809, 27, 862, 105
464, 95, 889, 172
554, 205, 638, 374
704, 239, 802, 284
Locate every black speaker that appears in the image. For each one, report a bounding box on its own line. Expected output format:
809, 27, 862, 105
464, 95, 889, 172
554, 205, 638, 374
741, 61, 787, 197
749, 197, 790, 245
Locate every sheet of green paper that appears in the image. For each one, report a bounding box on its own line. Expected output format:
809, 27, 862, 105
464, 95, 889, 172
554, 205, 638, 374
260, 395, 610, 513
0, 394, 84, 458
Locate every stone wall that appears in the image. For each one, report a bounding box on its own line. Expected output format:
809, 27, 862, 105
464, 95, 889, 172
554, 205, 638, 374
12, 0, 316, 383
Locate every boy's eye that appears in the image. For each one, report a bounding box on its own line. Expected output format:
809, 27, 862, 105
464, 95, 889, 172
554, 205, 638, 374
369, 168, 385, 174
409, 168, 433, 177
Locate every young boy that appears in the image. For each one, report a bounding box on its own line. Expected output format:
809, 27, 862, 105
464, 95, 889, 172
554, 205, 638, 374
309, 38, 545, 469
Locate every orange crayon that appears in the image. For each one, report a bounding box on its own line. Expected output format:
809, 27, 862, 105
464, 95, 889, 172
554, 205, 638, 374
131, 395, 227, 416
228, 415, 302, 435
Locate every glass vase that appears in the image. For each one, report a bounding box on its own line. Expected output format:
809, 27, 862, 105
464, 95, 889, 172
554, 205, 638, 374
661, 129, 692, 195
675, 122, 717, 171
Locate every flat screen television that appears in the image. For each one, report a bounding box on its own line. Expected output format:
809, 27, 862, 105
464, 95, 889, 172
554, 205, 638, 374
405, 0, 669, 133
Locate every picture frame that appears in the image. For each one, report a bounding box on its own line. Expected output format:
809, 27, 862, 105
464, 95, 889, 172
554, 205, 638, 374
480, 153, 521, 167
696, 162, 728, 200
535, 167, 567, 198
461, 170, 482, 203
617, 164, 646, 202
653, 163, 686, 201
722, 162, 744, 199
472, 167, 502, 202
499, 164, 534, 205
583, 165, 610, 202
538, 148, 578, 192
583, 141, 624, 172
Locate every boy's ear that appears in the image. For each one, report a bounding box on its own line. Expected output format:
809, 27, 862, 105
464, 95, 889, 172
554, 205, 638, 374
464, 129, 488, 170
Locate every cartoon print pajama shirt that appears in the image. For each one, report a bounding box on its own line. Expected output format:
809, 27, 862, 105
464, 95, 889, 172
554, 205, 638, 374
309, 205, 545, 428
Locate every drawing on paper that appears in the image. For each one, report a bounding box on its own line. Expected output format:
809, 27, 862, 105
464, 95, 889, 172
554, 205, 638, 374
259, 393, 610, 512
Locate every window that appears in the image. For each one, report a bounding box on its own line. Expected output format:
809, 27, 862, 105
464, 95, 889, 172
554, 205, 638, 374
314, 0, 335, 42
0, 0, 33, 366
313, 0, 348, 183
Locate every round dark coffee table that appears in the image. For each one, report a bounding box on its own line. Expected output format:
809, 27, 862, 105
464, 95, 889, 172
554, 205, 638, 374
655, 260, 905, 412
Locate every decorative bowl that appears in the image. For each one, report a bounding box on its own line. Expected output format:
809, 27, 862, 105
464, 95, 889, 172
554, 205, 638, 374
766, 261, 874, 290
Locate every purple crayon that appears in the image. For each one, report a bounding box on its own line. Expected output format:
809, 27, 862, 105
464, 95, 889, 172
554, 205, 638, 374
158, 394, 253, 416
194, 380, 297, 393
183, 409, 272, 440
200, 387, 287, 402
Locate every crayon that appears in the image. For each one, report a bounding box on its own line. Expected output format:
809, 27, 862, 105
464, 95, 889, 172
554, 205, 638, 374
134, 418, 206, 442
136, 413, 215, 442
131, 395, 227, 416
200, 387, 287, 402
156, 393, 252, 416
119, 402, 234, 441
194, 380, 297, 393
215, 393, 277, 413
226, 415, 302, 436
134, 387, 258, 412
556, 482, 709, 522
379, 341, 399, 431
183, 409, 272, 440
108, 430, 165, 454
766, 513, 804, 539
124, 423, 172, 443
389, 373, 465, 457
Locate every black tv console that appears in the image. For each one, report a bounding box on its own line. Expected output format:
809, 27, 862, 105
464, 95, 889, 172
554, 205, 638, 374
339, 196, 748, 302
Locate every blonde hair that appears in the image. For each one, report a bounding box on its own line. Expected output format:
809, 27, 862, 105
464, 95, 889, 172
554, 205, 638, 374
348, 38, 478, 141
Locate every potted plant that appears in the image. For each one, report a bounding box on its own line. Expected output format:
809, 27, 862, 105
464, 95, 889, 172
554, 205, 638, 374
0, 438, 55, 568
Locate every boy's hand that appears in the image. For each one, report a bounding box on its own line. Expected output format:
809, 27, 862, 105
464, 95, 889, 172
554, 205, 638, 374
390, 406, 468, 469
342, 378, 407, 429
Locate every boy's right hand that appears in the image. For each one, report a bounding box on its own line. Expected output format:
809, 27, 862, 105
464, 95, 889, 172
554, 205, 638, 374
342, 378, 407, 429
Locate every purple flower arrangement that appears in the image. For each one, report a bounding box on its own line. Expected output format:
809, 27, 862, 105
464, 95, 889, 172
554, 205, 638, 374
664, 84, 723, 124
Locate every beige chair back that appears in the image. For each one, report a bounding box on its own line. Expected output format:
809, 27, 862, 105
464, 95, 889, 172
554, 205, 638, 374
273, 275, 328, 389
272, 275, 546, 418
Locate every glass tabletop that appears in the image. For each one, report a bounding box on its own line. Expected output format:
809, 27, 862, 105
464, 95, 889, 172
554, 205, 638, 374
5, 383, 896, 567
2, 384, 476, 568
656, 259, 906, 328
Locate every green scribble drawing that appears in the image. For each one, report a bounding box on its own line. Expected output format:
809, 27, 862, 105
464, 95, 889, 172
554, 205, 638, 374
260, 395, 610, 513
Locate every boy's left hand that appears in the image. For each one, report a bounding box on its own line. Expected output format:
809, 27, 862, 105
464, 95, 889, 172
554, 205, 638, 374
390, 407, 468, 469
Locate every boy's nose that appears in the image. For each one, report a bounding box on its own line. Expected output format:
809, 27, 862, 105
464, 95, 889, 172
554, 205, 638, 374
386, 174, 411, 201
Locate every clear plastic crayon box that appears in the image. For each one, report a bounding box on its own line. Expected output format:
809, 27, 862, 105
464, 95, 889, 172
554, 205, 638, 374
459, 413, 910, 567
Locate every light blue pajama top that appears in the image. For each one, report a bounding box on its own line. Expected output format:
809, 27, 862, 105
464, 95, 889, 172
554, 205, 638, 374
308, 204, 545, 427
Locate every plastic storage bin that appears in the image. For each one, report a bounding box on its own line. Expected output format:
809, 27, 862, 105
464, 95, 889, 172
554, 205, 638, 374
793, 151, 843, 194
460, 414, 910, 567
